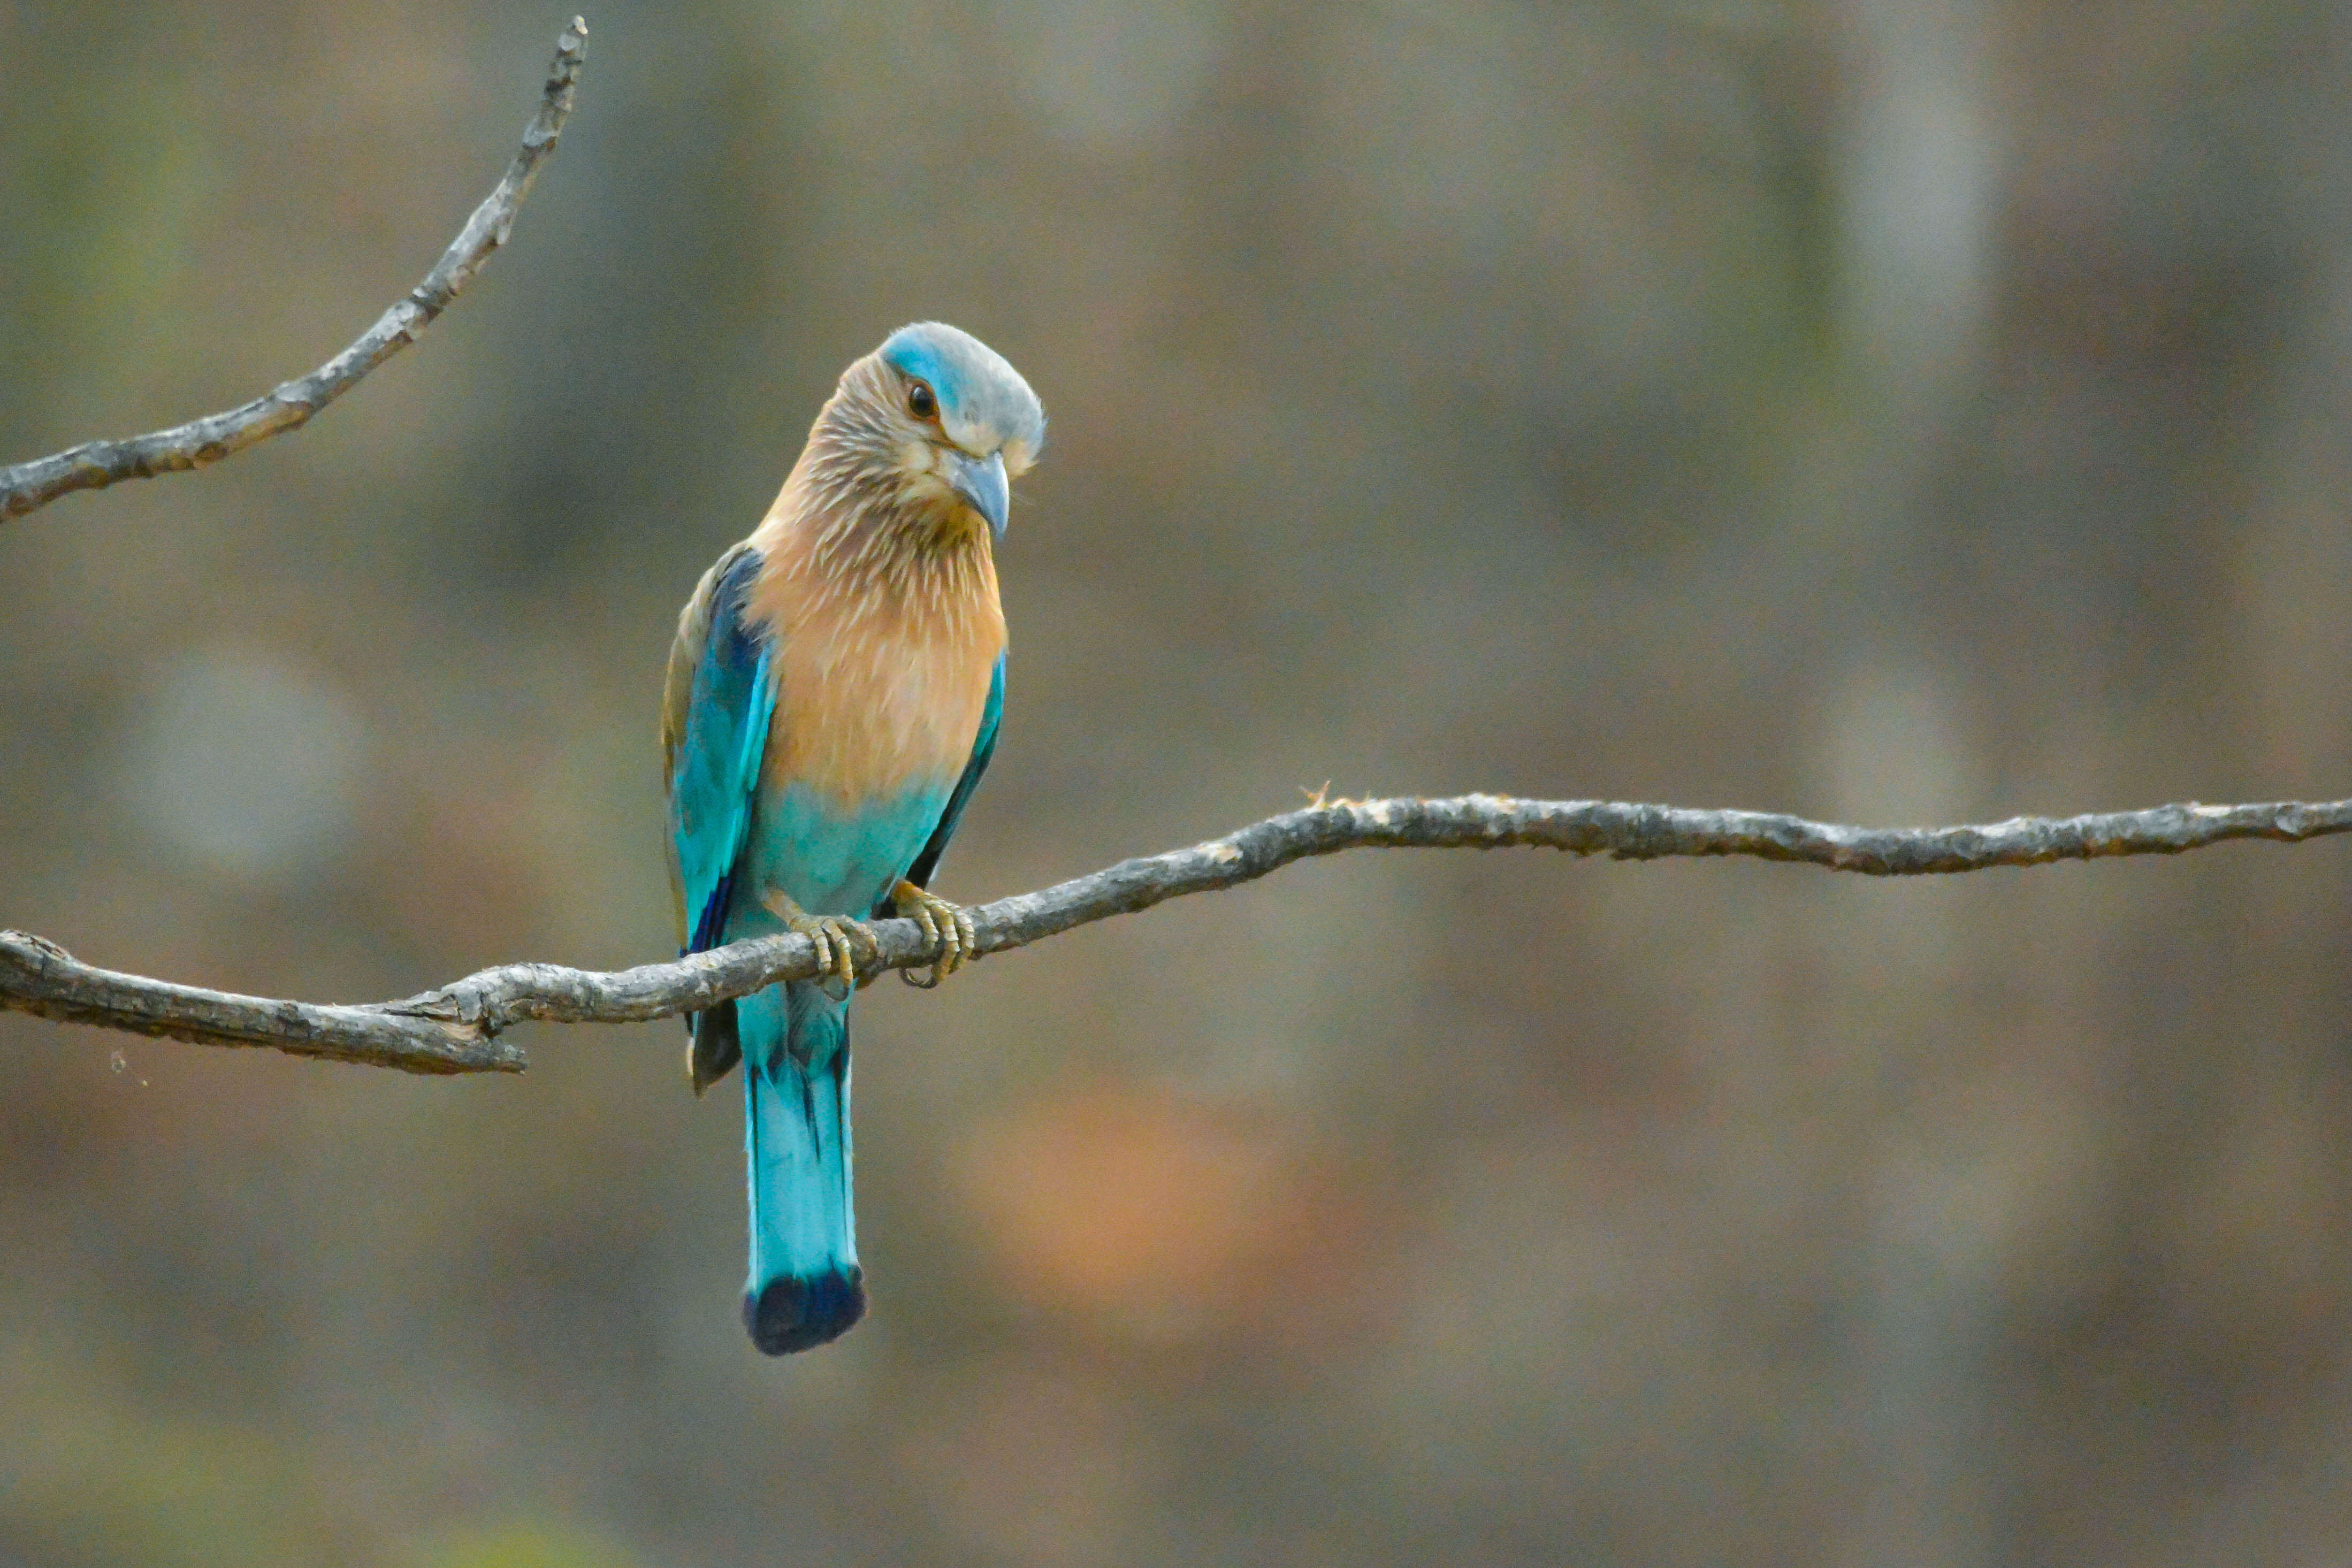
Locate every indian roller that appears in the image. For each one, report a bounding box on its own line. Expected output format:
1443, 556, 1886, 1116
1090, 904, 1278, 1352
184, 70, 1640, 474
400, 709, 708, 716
661, 323, 1042, 1355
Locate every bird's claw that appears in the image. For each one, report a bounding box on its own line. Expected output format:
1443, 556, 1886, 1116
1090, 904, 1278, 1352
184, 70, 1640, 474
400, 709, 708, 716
764, 893, 878, 997
892, 879, 978, 989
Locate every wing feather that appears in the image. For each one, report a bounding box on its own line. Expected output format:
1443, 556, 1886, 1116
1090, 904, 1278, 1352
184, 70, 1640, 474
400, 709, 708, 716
664, 542, 777, 954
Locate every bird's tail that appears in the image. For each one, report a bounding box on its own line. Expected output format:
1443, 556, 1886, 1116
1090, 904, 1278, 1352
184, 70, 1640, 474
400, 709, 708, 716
736, 979, 864, 1355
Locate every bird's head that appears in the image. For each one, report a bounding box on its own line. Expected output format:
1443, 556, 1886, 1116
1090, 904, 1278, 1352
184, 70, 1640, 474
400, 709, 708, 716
819, 322, 1044, 545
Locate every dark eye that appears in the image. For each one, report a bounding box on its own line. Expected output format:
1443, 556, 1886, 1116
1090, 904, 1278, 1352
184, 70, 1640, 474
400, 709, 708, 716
908, 381, 938, 419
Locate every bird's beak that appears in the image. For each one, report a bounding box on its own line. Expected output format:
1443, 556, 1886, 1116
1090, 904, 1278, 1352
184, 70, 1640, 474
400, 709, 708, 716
946, 449, 1010, 539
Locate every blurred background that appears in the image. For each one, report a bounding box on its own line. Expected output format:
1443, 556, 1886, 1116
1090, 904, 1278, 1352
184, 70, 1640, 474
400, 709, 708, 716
5, 0, 2352, 1562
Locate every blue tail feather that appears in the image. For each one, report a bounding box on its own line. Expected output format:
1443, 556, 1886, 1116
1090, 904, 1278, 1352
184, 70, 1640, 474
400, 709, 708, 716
739, 979, 864, 1355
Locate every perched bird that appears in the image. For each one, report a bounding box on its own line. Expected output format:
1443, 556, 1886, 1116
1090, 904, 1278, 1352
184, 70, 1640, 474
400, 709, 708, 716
662, 323, 1042, 1354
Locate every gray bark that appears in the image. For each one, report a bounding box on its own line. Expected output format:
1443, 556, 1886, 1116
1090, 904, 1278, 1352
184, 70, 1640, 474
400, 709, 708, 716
0, 18, 587, 522
6, 791, 2346, 1077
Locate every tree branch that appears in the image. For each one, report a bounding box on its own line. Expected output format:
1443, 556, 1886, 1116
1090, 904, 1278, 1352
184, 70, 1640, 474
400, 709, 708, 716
7, 792, 2348, 1077
0, 17, 589, 523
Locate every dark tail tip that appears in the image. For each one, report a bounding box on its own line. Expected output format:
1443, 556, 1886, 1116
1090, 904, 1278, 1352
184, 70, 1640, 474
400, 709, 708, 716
744, 1267, 867, 1355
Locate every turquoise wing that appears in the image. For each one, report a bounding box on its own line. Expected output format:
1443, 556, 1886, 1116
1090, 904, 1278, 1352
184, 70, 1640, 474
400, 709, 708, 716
662, 542, 778, 958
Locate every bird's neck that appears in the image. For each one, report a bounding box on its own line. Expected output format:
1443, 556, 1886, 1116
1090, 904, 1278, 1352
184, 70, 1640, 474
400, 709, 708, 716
744, 450, 1003, 662
754, 462, 995, 608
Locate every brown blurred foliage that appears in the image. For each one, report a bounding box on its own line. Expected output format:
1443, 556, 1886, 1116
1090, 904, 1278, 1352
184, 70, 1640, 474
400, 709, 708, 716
7, 0, 2352, 1563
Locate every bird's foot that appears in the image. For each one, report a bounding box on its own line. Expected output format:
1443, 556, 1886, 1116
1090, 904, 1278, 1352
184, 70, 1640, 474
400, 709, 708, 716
763, 892, 879, 998
891, 879, 978, 989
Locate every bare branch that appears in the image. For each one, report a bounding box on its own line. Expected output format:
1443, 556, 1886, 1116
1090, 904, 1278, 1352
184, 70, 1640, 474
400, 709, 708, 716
7, 792, 2349, 1076
0, 17, 589, 523
0, 930, 525, 1075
